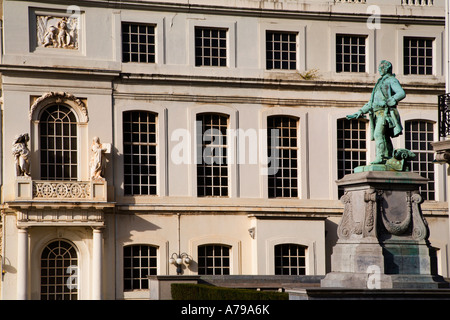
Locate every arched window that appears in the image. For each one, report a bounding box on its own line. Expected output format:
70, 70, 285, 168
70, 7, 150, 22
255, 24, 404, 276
197, 244, 230, 275
40, 240, 78, 300
405, 120, 435, 200
196, 113, 229, 197
337, 118, 367, 197
274, 243, 306, 275
40, 104, 78, 180
267, 115, 299, 198
123, 244, 158, 290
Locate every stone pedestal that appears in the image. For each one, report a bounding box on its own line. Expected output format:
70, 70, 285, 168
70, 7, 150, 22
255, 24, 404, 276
321, 170, 448, 289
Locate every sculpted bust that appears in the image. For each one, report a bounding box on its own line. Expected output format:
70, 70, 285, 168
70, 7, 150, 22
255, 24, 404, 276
346, 60, 406, 165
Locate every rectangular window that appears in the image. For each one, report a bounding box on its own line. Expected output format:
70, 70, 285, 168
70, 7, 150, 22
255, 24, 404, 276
266, 31, 297, 70
123, 245, 158, 290
122, 23, 156, 63
405, 120, 435, 200
198, 244, 230, 275
403, 37, 433, 75
123, 111, 157, 195
337, 118, 367, 197
274, 244, 306, 275
336, 34, 367, 73
267, 116, 299, 198
195, 27, 227, 67
196, 113, 228, 197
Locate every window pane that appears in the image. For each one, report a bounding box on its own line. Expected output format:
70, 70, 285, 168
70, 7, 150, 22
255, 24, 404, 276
123, 111, 158, 195
122, 23, 156, 63
267, 116, 299, 198
40, 105, 78, 180
123, 245, 158, 291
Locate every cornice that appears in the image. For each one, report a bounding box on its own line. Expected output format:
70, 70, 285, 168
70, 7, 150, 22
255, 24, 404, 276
19, 0, 445, 25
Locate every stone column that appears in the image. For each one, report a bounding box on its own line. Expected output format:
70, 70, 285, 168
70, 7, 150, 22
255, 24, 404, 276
17, 227, 29, 300
92, 227, 103, 300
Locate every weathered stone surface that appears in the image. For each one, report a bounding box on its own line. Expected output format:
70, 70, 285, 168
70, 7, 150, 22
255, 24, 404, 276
321, 170, 448, 289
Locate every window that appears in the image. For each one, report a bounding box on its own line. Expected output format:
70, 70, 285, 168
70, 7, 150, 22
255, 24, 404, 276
123, 245, 158, 290
122, 23, 156, 63
40, 104, 78, 180
266, 31, 297, 70
196, 113, 229, 197
336, 34, 366, 73
403, 37, 433, 75
123, 111, 158, 195
197, 244, 230, 275
195, 27, 227, 67
274, 243, 306, 275
405, 120, 435, 200
41, 240, 78, 300
337, 118, 367, 197
267, 116, 299, 198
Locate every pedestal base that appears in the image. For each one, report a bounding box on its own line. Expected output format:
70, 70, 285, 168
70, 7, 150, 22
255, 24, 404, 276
322, 170, 448, 289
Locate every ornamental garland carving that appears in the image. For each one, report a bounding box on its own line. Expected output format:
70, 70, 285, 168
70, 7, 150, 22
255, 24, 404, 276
29, 92, 88, 122
37, 15, 78, 49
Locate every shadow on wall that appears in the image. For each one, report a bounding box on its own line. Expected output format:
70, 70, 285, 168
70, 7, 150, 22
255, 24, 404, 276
324, 219, 339, 274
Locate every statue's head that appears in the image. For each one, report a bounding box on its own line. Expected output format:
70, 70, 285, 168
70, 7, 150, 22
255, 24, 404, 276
378, 60, 392, 75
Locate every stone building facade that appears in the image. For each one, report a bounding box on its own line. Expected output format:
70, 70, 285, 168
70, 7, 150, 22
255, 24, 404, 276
0, 0, 447, 299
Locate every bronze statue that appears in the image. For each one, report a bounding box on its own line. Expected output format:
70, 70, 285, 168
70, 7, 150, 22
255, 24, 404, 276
346, 60, 406, 164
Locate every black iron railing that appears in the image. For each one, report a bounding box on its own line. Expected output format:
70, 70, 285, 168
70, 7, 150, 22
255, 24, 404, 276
438, 93, 450, 138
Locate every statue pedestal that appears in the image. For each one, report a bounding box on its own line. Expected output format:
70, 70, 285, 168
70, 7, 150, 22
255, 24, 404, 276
321, 170, 448, 289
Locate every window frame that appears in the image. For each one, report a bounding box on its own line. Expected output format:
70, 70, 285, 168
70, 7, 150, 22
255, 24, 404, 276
196, 112, 230, 198
121, 22, 157, 64
335, 33, 368, 73
266, 115, 300, 199
259, 23, 305, 72
123, 244, 158, 291
122, 110, 159, 196
404, 119, 436, 200
396, 29, 442, 77
40, 239, 79, 300
188, 20, 236, 68
329, 26, 374, 75
197, 244, 231, 275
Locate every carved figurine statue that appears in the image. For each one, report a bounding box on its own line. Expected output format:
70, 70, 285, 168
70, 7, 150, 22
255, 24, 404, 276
346, 60, 406, 164
12, 133, 31, 177
57, 18, 72, 48
90, 137, 110, 180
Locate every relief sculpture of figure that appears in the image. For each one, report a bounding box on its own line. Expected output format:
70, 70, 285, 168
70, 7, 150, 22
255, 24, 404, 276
346, 60, 406, 164
12, 133, 31, 177
90, 136, 110, 180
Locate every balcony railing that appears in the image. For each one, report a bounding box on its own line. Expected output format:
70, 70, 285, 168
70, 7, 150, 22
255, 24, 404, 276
14, 178, 107, 202
438, 93, 450, 138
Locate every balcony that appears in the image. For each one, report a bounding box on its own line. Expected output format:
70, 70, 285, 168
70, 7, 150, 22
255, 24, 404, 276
10, 178, 112, 227
14, 178, 107, 202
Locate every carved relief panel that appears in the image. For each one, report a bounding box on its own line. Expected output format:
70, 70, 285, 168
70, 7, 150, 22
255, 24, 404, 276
36, 15, 78, 49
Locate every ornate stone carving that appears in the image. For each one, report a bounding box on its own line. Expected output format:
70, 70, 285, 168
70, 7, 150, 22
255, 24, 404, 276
37, 15, 78, 49
337, 191, 359, 239
30, 92, 88, 121
380, 191, 411, 236
90, 137, 111, 181
363, 189, 379, 238
33, 181, 91, 199
410, 192, 429, 241
12, 133, 31, 177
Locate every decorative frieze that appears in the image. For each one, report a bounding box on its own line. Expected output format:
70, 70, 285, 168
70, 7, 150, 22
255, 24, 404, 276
37, 15, 78, 49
